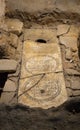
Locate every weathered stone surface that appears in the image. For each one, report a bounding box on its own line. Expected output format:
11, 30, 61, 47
8, 63, 21, 77
67, 25, 79, 36
6, 19, 23, 35
0, 60, 18, 73
19, 73, 67, 109
19, 29, 68, 109
0, 92, 17, 104
56, 0, 80, 14
24, 29, 58, 43
65, 48, 72, 60
0, 32, 20, 59
72, 90, 80, 96
60, 35, 78, 51
9, 33, 18, 49
67, 88, 72, 97
15, 39, 23, 61
67, 88, 80, 97
57, 24, 70, 36
65, 69, 80, 76
0, 0, 6, 32
0, 34, 9, 58
3, 79, 16, 92
6, 0, 80, 14
6, 0, 56, 13
70, 79, 80, 90
59, 25, 79, 52
0, 0, 5, 18
0, 33, 7, 46
0, 21, 8, 31
21, 29, 63, 77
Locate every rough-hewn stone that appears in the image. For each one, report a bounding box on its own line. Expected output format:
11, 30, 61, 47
57, 24, 70, 36
65, 48, 72, 60
6, 19, 23, 35
65, 69, 80, 76
59, 25, 79, 51
9, 33, 18, 49
0, 0, 5, 18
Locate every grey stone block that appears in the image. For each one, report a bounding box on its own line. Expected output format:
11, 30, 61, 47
0, 60, 18, 73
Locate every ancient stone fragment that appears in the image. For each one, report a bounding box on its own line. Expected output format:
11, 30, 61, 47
57, 24, 70, 36
71, 80, 80, 90
65, 48, 72, 60
6, 19, 23, 35
0, 92, 17, 104
0, 32, 20, 59
65, 69, 80, 76
9, 33, 18, 49
19, 29, 68, 109
3, 80, 16, 92
59, 25, 79, 52
0, 0, 5, 19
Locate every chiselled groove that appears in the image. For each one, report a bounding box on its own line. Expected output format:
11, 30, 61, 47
18, 74, 45, 98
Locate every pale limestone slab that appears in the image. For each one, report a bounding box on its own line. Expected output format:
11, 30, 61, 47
20, 41, 63, 78
19, 29, 67, 109
24, 29, 58, 43
19, 73, 67, 109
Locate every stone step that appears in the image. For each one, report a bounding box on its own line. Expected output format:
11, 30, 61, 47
0, 59, 18, 73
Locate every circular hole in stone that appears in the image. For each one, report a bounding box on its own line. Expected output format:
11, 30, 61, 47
40, 89, 45, 94
36, 39, 47, 43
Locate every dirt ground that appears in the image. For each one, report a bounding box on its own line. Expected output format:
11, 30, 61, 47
0, 98, 80, 130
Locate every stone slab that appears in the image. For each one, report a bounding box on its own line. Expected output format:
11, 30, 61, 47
9, 33, 18, 49
0, 60, 18, 73
24, 29, 58, 43
6, 19, 23, 35
59, 25, 79, 51
18, 29, 68, 109
0, 92, 17, 104
3, 79, 16, 92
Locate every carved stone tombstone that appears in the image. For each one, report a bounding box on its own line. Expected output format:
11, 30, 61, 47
19, 29, 68, 109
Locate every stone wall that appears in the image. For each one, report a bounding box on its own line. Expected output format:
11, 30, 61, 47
0, 0, 80, 107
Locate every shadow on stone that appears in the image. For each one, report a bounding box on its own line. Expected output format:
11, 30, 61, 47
78, 35, 80, 59
35, 39, 47, 43
0, 73, 8, 97
65, 100, 80, 113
